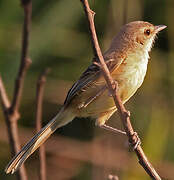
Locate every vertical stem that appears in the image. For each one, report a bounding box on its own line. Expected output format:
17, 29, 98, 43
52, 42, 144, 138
11, 1, 32, 113
1, 0, 32, 179
36, 69, 49, 180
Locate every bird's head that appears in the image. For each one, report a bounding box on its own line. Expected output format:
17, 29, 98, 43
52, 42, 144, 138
119, 21, 167, 53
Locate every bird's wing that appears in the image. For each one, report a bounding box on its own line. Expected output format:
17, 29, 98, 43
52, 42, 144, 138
64, 62, 100, 105
64, 52, 125, 105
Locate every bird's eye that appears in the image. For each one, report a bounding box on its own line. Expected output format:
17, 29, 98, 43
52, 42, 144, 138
144, 29, 151, 36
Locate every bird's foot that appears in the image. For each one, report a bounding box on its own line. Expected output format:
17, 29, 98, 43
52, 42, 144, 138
129, 132, 141, 150
98, 124, 141, 150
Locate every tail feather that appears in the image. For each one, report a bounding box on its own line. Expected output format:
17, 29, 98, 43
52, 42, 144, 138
5, 107, 75, 174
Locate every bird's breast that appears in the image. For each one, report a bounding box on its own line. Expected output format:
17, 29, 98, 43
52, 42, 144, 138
112, 51, 149, 101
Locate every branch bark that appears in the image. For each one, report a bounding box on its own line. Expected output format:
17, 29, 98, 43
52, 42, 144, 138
0, 76, 10, 109
10, 0, 32, 114
0, 0, 32, 180
36, 69, 50, 180
80, 0, 161, 179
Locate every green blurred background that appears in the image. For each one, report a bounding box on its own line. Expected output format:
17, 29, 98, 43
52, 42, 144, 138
0, 0, 174, 179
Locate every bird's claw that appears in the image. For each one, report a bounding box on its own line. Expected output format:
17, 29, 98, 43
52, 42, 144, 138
130, 132, 141, 150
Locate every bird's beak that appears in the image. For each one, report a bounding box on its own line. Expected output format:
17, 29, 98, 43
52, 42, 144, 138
155, 25, 167, 32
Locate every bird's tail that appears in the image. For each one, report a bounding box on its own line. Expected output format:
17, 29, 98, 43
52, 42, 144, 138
5, 107, 75, 174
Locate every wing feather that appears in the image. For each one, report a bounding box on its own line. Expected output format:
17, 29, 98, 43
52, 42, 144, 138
64, 52, 125, 105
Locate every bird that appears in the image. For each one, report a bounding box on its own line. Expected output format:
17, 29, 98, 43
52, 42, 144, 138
5, 21, 166, 174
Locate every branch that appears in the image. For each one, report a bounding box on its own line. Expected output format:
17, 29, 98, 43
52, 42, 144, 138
10, 0, 32, 114
80, 0, 161, 179
0, 76, 10, 110
0, 77, 28, 180
36, 69, 50, 180
0, 0, 32, 179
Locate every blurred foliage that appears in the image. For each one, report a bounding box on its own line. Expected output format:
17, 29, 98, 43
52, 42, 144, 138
0, 0, 174, 180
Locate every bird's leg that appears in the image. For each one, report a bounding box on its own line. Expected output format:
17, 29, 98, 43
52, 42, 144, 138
96, 109, 126, 135
96, 112, 141, 149
99, 124, 126, 135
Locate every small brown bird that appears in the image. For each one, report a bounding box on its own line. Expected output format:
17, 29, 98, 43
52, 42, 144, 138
5, 21, 166, 174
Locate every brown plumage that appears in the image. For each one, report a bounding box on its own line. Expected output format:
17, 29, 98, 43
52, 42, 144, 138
5, 21, 166, 174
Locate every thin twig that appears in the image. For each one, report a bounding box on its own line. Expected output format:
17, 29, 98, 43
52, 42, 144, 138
0, 0, 32, 180
0, 76, 10, 109
36, 69, 50, 180
10, 0, 32, 114
80, 0, 161, 179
